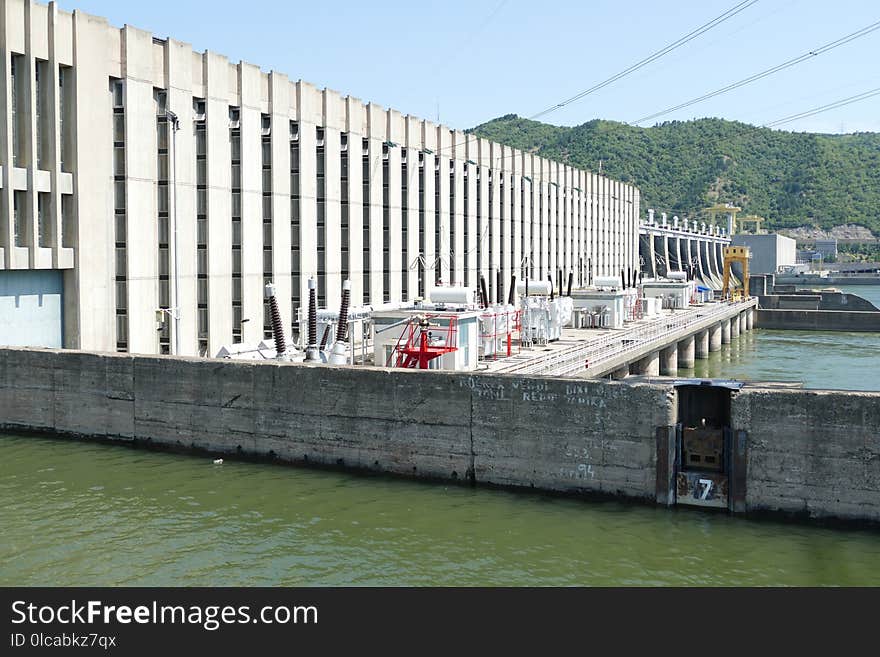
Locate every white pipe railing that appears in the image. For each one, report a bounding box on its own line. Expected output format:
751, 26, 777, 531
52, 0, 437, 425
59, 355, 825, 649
496, 299, 757, 377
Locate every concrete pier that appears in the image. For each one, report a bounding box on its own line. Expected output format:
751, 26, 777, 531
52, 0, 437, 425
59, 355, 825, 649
739, 312, 748, 334
746, 309, 754, 331
660, 345, 678, 376
695, 330, 710, 360
721, 319, 731, 344
630, 351, 660, 376
731, 314, 741, 338
677, 335, 695, 369
610, 365, 630, 380
709, 323, 722, 352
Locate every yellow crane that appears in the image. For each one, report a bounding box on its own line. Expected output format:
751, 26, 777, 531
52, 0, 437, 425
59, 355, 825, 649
738, 214, 766, 234
704, 203, 742, 234
721, 246, 750, 301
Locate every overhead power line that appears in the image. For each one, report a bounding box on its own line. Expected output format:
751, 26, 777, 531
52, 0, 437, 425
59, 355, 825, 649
528, 0, 760, 121
632, 19, 880, 125
763, 86, 880, 128
645, 83, 880, 159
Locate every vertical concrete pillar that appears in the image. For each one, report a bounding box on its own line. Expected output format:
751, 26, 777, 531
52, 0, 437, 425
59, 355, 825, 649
269, 73, 293, 337
167, 39, 198, 355
366, 104, 385, 303
610, 365, 629, 380
500, 145, 513, 287
205, 52, 233, 356
512, 150, 523, 288
464, 134, 477, 291
739, 311, 748, 334
630, 351, 660, 376
323, 92, 343, 311
721, 318, 731, 344
386, 111, 403, 303
436, 127, 451, 287
709, 323, 722, 352
452, 130, 466, 286
731, 313, 740, 338
747, 309, 754, 331
678, 335, 695, 369
489, 143, 501, 280
660, 344, 678, 376
346, 99, 365, 306
695, 330, 710, 359
477, 138, 490, 296
404, 118, 420, 302
421, 122, 437, 300
239, 62, 264, 345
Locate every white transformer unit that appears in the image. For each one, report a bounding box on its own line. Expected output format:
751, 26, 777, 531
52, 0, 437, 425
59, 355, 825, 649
641, 280, 694, 310
569, 288, 627, 329
428, 286, 477, 307
548, 297, 573, 340
641, 296, 662, 317
479, 304, 519, 359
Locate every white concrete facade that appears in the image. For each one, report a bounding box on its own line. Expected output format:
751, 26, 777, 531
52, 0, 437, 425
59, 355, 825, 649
0, 0, 641, 356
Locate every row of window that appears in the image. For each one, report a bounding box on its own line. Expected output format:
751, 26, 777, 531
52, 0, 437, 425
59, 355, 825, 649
112, 79, 128, 352
10, 54, 73, 172
105, 82, 631, 353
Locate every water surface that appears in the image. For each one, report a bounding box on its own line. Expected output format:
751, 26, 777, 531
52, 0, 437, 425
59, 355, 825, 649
1, 433, 878, 586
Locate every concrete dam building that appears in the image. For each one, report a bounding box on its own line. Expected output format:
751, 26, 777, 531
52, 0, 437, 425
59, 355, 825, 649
0, 0, 641, 356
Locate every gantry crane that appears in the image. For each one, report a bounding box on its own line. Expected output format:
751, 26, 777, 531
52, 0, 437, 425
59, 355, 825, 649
721, 246, 750, 301
704, 203, 742, 235
737, 214, 766, 234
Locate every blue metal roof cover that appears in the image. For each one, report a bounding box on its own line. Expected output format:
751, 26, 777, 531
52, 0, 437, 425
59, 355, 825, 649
672, 378, 745, 390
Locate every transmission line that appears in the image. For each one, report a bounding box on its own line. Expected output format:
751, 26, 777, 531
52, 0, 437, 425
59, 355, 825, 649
632, 19, 880, 125
528, 0, 759, 121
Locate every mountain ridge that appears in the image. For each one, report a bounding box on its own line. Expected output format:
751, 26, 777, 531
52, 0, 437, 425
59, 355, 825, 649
468, 115, 880, 236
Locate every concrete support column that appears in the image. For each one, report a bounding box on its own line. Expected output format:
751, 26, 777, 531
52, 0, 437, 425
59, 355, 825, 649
610, 365, 629, 380
731, 313, 741, 338
739, 311, 748, 334
721, 318, 731, 344
630, 351, 660, 376
747, 309, 754, 331
695, 330, 710, 359
709, 323, 722, 352
677, 335, 695, 369
660, 344, 678, 376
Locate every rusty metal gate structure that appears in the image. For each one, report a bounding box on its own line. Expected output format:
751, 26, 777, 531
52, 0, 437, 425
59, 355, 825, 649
656, 379, 748, 513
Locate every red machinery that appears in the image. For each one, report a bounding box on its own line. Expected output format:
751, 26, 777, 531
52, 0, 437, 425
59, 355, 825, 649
388, 315, 459, 369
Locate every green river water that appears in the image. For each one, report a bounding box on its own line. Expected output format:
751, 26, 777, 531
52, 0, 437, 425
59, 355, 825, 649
1, 287, 878, 586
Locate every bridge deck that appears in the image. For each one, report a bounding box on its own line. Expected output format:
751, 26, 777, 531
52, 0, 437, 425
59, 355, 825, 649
478, 299, 757, 378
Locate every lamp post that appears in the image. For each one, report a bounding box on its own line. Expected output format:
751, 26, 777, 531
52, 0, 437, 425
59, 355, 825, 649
165, 109, 181, 356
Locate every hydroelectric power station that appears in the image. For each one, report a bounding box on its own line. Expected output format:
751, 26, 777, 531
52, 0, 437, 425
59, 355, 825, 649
1, 1, 878, 528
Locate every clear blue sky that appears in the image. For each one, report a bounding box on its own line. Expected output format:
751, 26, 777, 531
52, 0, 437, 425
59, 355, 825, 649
55, 0, 880, 134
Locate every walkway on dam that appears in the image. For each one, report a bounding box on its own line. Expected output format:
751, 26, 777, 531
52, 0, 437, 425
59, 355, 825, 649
481, 298, 757, 378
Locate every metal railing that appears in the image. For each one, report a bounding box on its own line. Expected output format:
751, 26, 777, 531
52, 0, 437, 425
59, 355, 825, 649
495, 299, 757, 377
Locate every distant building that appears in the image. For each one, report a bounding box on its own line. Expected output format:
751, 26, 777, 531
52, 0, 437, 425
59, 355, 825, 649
813, 239, 838, 259
731, 234, 797, 274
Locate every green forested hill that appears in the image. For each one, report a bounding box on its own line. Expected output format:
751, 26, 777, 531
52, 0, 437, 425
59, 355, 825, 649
469, 115, 880, 235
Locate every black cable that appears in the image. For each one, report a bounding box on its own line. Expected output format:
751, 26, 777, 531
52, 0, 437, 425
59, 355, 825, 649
632, 19, 880, 125
528, 0, 759, 121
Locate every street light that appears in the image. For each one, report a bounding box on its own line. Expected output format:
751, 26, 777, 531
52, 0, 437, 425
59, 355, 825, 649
165, 109, 181, 356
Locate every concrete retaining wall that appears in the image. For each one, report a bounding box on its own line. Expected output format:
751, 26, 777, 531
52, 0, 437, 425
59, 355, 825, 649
732, 388, 880, 523
2, 347, 879, 524
757, 309, 880, 331
0, 348, 673, 500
